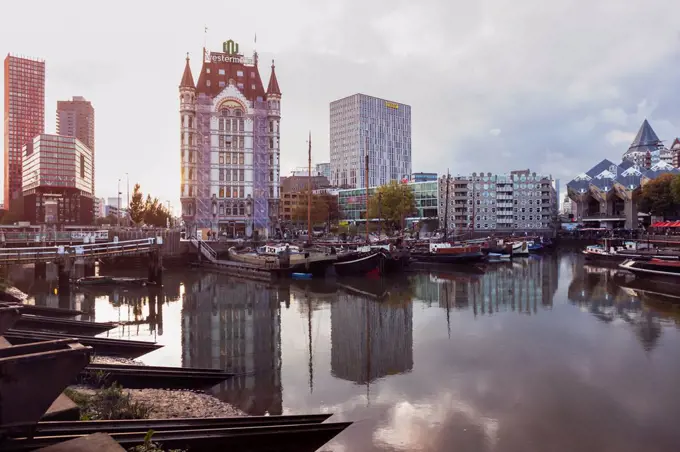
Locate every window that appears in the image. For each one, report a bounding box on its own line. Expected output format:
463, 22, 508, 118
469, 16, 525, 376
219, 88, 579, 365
239, 153, 244, 165
206, 80, 211, 87
225, 153, 231, 164
219, 204, 224, 215
218, 69, 225, 75
225, 185, 230, 198
239, 186, 244, 198
219, 187, 224, 197
226, 170, 231, 182
239, 169, 245, 181
219, 169, 224, 181
236, 70, 243, 77
219, 153, 224, 164
219, 81, 225, 87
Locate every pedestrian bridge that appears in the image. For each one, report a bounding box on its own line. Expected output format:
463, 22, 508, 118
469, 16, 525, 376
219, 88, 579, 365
0, 238, 161, 265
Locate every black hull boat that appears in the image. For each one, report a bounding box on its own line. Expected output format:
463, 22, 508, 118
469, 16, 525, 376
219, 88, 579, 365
619, 258, 680, 281
412, 251, 486, 265
584, 247, 680, 264
382, 249, 410, 274
334, 251, 384, 276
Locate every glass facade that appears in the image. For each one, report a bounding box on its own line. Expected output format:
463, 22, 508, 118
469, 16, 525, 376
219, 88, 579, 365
338, 181, 438, 223
330, 94, 411, 189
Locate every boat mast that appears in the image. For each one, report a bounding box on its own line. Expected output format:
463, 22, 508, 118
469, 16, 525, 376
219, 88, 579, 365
307, 131, 312, 245
443, 170, 450, 242
470, 177, 476, 239
365, 134, 370, 245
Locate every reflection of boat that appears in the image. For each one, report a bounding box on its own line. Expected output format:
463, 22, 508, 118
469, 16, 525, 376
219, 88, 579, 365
620, 258, 680, 281
76, 276, 154, 287
619, 279, 680, 302
337, 278, 389, 299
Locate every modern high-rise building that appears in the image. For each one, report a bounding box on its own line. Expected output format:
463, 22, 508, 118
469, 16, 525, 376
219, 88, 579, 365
56, 96, 94, 150
330, 94, 411, 189
57, 96, 95, 196
315, 162, 330, 181
179, 39, 281, 238
21, 134, 94, 225
4, 55, 45, 210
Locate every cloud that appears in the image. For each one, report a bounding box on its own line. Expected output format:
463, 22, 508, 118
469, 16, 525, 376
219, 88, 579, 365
489, 129, 501, 136
605, 130, 636, 146
2, 0, 680, 205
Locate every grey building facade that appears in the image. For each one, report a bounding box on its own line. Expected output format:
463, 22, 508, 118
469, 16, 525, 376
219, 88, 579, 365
330, 94, 411, 189
439, 169, 557, 233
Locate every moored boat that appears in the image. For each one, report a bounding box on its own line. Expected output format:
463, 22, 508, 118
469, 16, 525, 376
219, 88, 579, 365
583, 239, 680, 263
619, 258, 680, 281
411, 243, 486, 265
333, 247, 385, 276
511, 241, 530, 257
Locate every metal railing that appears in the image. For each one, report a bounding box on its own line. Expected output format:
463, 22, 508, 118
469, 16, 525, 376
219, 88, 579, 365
189, 238, 218, 262
0, 230, 109, 243
0, 238, 159, 264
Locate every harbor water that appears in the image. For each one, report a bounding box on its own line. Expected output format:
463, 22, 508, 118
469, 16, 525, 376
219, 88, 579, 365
6, 252, 680, 451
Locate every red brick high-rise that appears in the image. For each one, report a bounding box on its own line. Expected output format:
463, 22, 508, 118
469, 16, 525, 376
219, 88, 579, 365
57, 96, 94, 151
57, 96, 95, 194
3, 55, 45, 210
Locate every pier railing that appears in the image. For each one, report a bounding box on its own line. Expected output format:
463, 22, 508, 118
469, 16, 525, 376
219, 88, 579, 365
189, 238, 217, 262
0, 230, 109, 244
0, 238, 159, 265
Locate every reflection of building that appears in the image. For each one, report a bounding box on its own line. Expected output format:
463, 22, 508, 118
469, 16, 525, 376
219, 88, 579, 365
567, 120, 680, 229
330, 93, 412, 188
22, 134, 94, 225
413, 256, 559, 315
4, 55, 46, 210
182, 273, 282, 415
179, 39, 281, 238
439, 169, 557, 232
337, 180, 438, 226
330, 292, 413, 384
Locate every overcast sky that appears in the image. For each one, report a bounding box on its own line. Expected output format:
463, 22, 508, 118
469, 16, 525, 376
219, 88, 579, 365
2, 0, 680, 210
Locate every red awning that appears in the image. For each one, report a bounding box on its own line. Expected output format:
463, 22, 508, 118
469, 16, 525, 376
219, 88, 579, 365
652, 221, 665, 227
672, 220, 680, 227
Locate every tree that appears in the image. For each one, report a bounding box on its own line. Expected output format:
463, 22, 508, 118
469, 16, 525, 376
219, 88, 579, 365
639, 173, 677, 218
671, 174, 680, 205
292, 194, 331, 227
367, 181, 416, 232
128, 184, 145, 225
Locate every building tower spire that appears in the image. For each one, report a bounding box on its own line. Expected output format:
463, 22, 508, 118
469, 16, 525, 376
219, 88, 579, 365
266, 59, 281, 96
180, 53, 195, 89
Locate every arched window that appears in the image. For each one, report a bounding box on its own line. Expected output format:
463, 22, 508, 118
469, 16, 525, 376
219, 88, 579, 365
239, 203, 245, 216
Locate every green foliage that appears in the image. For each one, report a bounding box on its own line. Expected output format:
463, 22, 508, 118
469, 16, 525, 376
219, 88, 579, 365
95, 214, 119, 226
292, 193, 339, 227
671, 174, 680, 205
367, 181, 416, 232
129, 184, 145, 224
639, 173, 677, 218
69, 383, 152, 421
127, 430, 187, 452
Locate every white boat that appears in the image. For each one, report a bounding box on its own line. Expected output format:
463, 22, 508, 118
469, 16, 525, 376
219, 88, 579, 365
511, 242, 529, 256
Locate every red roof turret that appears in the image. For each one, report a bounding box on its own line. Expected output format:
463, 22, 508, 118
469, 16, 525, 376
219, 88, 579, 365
180, 53, 195, 89
266, 60, 281, 96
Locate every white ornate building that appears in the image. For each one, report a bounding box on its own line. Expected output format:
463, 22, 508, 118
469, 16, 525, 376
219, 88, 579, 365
179, 39, 281, 238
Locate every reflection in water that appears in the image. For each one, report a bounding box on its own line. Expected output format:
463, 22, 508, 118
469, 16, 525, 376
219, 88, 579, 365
330, 284, 413, 386
567, 264, 672, 351
4, 254, 680, 451
181, 273, 283, 416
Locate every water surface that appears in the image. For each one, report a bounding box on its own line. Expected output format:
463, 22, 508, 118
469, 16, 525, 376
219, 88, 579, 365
8, 253, 680, 451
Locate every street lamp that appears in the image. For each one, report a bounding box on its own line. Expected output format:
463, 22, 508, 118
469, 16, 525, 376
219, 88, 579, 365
125, 172, 130, 226
211, 194, 217, 238
246, 194, 253, 239
117, 178, 122, 228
